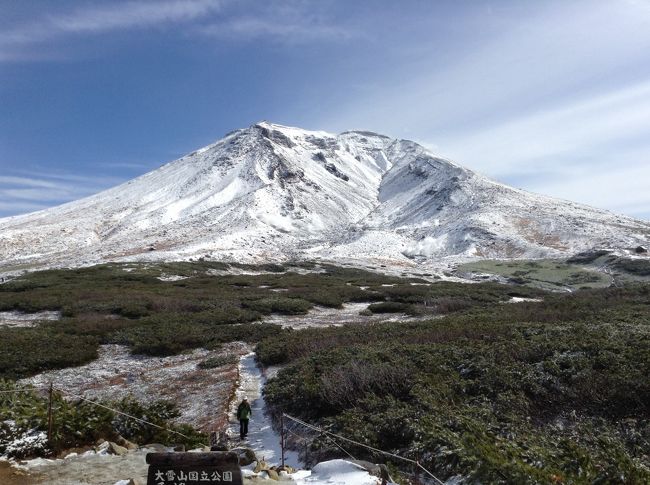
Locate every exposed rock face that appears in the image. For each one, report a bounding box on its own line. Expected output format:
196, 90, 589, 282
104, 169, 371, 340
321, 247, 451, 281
0, 121, 648, 274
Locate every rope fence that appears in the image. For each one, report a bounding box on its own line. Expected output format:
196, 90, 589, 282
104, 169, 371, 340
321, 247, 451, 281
282, 413, 445, 485
0, 387, 49, 394
54, 386, 203, 444
1, 382, 210, 448
4, 383, 446, 484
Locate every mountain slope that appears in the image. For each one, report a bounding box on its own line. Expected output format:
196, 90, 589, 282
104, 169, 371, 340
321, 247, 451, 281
1, 121, 648, 274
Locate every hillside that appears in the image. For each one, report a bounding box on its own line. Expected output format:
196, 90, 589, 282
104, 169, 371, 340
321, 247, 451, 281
1, 122, 648, 276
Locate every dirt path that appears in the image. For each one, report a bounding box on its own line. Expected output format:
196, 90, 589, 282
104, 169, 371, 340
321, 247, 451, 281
228, 353, 302, 467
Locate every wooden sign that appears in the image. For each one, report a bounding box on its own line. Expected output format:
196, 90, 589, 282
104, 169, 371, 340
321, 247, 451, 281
146, 452, 243, 485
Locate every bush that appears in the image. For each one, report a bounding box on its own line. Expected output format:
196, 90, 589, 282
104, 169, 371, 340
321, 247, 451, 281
0, 380, 206, 456
243, 297, 312, 315
260, 284, 650, 483
367, 301, 413, 314
197, 355, 239, 369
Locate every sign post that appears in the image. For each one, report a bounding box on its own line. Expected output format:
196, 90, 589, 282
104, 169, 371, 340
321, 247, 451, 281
146, 451, 243, 485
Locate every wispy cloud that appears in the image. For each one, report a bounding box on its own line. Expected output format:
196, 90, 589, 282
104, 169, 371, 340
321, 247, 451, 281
0, 172, 125, 218
435, 81, 650, 176
0, 0, 355, 61
198, 3, 355, 43
317, 0, 650, 219
0, 0, 224, 60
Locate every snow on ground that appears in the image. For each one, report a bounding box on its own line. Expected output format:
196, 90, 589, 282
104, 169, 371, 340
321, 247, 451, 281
20, 343, 249, 432
290, 460, 391, 485
228, 354, 301, 467
504, 296, 543, 303
0, 311, 60, 328
16, 448, 155, 485
262, 302, 417, 329
9, 349, 414, 485
156, 274, 189, 281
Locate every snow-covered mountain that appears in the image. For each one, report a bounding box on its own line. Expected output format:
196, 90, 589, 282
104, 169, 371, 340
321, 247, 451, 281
1, 121, 648, 274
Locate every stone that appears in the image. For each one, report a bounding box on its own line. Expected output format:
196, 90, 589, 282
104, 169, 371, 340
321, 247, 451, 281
127, 479, 145, 485
96, 441, 110, 453
142, 443, 168, 452
266, 469, 280, 481
253, 460, 269, 473
108, 442, 129, 456
231, 447, 257, 466
349, 460, 393, 483
116, 435, 138, 450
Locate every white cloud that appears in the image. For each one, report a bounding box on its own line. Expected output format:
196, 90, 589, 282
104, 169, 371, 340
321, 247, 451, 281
316, 0, 650, 220
0, 0, 354, 60
435, 81, 650, 176
0, 172, 125, 217
198, 3, 355, 43
527, 163, 650, 220
0, 0, 224, 60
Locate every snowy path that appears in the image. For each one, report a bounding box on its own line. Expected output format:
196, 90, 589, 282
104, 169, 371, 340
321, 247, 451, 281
228, 353, 302, 467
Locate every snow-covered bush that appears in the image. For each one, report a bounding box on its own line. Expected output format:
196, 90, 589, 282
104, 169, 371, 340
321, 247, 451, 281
0, 420, 48, 459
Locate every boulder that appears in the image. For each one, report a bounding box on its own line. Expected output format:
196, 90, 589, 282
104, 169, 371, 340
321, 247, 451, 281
254, 460, 269, 473
348, 460, 394, 483
266, 468, 280, 481
95, 441, 110, 454
108, 442, 129, 456
115, 435, 138, 450
231, 447, 257, 466
142, 443, 169, 452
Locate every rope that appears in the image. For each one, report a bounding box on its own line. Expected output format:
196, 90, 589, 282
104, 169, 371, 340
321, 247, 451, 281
283, 413, 444, 485
54, 386, 207, 445
0, 388, 48, 394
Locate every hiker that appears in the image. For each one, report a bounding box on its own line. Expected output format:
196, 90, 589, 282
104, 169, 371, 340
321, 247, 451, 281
237, 397, 252, 439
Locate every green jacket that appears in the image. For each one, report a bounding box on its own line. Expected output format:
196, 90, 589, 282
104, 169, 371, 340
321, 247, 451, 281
237, 401, 252, 420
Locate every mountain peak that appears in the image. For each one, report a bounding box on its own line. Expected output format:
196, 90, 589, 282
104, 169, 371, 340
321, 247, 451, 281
0, 122, 648, 275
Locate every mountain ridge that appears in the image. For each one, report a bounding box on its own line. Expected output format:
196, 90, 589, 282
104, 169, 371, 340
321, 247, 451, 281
1, 121, 648, 275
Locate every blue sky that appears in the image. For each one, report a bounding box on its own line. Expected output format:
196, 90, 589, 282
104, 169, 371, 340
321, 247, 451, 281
1, 0, 649, 219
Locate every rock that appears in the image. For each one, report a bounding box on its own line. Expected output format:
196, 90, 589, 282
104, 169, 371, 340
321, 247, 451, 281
125, 440, 138, 451
231, 447, 257, 466
116, 436, 138, 450
127, 479, 145, 485
254, 460, 269, 473
267, 469, 280, 481
108, 442, 129, 456
96, 441, 110, 454
635, 245, 648, 254
349, 460, 394, 483
142, 443, 168, 452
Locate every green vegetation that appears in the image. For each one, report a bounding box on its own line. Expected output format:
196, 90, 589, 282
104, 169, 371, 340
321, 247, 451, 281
261, 285, 650, 483
0, 380, 206, 458
458, 259, 613, 290
197, 354, 239, 369
3, 260, 649, 481
462, 254, 650, 289
0, 262, 538, 378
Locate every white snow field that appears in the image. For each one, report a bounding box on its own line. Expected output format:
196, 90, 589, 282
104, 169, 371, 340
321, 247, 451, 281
1, 121, 648, 277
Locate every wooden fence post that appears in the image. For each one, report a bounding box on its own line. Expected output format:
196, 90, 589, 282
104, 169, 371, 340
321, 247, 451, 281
280, 414, 286, 468
47, 382, 53, 444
